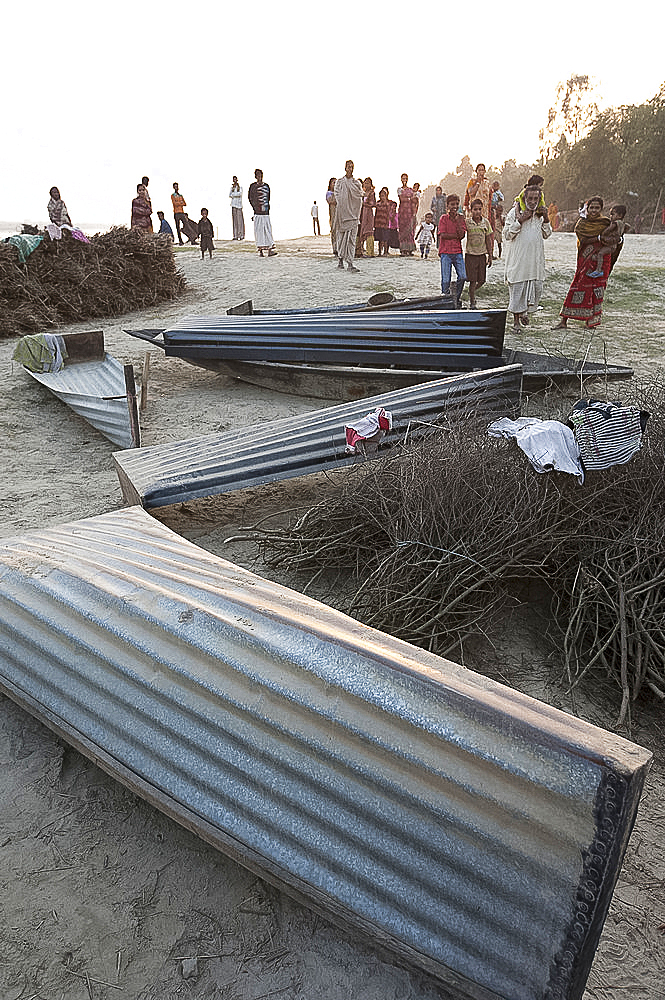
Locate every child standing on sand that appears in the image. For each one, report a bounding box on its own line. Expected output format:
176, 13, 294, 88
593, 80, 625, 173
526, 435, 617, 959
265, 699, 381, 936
197, 208, 215, 260
415, 212, 436, 258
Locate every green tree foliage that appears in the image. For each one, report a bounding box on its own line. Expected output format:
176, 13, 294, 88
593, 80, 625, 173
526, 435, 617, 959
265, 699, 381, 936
421, 84, 664, 229
540, 82, 665, 220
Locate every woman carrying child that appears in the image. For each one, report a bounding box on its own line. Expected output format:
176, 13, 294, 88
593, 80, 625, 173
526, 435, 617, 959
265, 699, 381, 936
554, 196, 614, 330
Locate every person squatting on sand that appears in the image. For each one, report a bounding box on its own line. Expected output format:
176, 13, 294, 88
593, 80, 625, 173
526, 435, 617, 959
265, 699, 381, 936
334, 161, 363, 273
437, 194, 467, 306
554, 196, 614, 330
156, 211, 174, 239
248, 169, 277, 257
503, 184, 551, 333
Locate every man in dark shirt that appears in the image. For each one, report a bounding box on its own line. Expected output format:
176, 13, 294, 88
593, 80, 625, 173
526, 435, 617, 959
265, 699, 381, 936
248, 169, 277, 257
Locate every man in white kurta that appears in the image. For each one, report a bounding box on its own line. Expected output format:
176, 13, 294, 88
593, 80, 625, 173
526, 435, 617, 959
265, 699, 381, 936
503, 185, 552, 331
334, 161, 363, 272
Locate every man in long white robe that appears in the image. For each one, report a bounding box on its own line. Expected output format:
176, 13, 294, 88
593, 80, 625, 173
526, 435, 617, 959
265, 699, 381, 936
503, 185, 552, 332
334, 161, 363, 273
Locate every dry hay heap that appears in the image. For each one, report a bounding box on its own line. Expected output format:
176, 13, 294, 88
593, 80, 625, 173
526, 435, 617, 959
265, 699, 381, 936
0, 227, 185, 338
252, 379, 665, 729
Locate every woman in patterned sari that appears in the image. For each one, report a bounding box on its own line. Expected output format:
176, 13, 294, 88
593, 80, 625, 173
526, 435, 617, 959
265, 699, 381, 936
397, 173, 417, 255
131, 184, 153, 233
554, 196, 611, 330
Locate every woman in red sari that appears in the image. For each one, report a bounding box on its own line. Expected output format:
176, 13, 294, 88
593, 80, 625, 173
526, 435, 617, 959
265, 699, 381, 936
554, 196, 611, 330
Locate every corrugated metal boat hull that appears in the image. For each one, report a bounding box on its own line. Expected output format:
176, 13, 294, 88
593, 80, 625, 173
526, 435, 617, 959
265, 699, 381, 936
113, 365, 522, 509
26, 353, 134, 448
0, 508, 651, 1000
157, 309, 507, 369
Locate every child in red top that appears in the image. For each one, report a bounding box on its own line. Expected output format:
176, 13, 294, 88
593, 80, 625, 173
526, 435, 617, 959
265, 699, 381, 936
438, 194, 467, 306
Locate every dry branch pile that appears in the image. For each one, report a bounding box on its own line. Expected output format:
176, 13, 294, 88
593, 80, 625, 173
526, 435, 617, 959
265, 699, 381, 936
254, 383, 665, 725
0, 227, 185, 338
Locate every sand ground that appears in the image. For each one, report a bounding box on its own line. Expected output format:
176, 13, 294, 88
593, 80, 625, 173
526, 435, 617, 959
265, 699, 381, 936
0, 235, 664, 1000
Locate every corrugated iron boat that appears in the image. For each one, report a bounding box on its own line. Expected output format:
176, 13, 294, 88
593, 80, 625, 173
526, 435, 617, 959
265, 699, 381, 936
125, 307, 632, 401
0, 506, 651, 1000
130, 308, 508, 369
113, 364, 522, 509
13, 330, 139, 448
225, 292, 455, 314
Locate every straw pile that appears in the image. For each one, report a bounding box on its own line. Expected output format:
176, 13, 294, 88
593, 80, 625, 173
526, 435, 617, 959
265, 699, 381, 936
252, 380, 665, 727
0, 227, 185, 338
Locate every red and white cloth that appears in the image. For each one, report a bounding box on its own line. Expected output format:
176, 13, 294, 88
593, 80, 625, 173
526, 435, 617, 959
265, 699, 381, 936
345, 407, 393, 454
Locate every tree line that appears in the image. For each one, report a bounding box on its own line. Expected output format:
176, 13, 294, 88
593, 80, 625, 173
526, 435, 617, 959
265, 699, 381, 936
421, 79, 665, 231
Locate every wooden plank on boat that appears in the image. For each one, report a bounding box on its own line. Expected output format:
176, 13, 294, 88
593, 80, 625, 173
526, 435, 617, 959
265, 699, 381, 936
0, 507, 651, 1000
205, 353, 634, 401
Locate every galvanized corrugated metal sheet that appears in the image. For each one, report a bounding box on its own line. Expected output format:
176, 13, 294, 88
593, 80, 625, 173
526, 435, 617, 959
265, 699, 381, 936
161, 309, 507, 369
113, 364, 522, 509
0, 507, 651, 1000
27, 354, 135, 448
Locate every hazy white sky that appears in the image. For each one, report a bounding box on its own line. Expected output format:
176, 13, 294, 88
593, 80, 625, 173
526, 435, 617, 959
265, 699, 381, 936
4, 0, 663, 238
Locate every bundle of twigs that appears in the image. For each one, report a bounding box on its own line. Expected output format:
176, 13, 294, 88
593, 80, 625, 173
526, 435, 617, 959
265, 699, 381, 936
252, 381, 665, 724
0, 227, 185, 338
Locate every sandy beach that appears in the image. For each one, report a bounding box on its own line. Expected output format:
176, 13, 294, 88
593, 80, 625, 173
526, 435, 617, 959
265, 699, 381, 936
1, 234, 664, 1000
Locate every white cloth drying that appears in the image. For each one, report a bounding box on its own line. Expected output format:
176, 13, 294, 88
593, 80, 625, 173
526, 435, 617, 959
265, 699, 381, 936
488, 416, 584, 483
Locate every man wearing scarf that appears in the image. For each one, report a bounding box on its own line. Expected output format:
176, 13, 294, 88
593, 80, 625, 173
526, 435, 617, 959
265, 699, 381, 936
503, 185, 552, 333
334, 161, 363, 273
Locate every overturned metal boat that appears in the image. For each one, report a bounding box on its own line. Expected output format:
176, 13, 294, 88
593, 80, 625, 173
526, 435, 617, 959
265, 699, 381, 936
126, 308, 508, 371
113, 364, 522, 509
125, 310, 632, 400
0, 507, 651, 1000
13, 330, 140, 448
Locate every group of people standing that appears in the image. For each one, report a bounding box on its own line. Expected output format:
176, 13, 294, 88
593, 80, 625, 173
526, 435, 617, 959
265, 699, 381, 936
129, 172, 277, 258
327, 161, 505, 292
326, 159, 624, 334
327, 169, 436, 263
